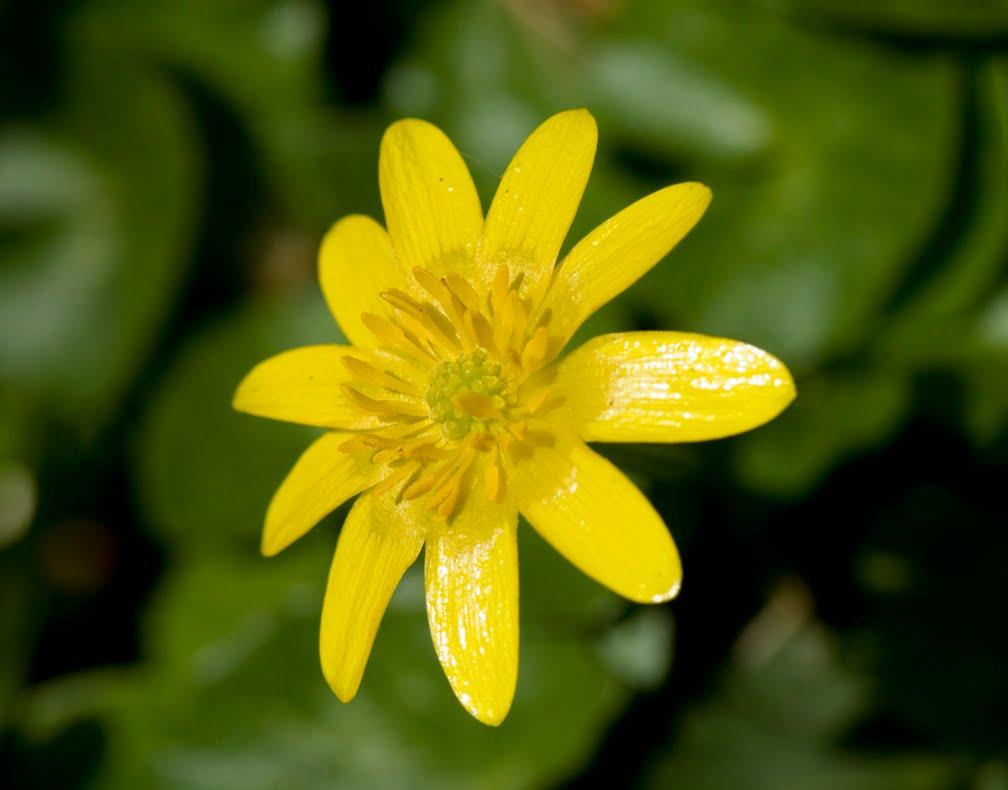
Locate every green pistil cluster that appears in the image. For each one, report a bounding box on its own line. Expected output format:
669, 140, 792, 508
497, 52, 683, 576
426, 350, 507, 440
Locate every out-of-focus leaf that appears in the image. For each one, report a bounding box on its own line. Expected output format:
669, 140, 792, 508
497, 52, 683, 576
137, 291, 335, 553
854, 457, 1008, 752
74, 0, 382, 228
646, 618, 959, 790
733, 372, 909, 497
56, 546, 631, 790
597, 608, 674, 690
762, 0, 1008, 37
0, 59, 198, 435
608, 0, 956, 364
882, 62, 1008, 353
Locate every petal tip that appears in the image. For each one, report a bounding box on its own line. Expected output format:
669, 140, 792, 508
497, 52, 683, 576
259, 532, 282, 558
651, 576, 682, 604
466, 698, 512, 727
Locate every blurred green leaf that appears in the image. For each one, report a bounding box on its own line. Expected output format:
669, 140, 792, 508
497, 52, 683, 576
53, 546, 632, 790
137, 290, 335, 553
75, 0, 383, 229
733, 371, 909, 497
646, 619, 960, 790
762, 0, 1008, 37
0, 59, 198, 437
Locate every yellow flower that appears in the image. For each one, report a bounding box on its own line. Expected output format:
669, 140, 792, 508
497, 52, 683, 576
233, 109, 795, 725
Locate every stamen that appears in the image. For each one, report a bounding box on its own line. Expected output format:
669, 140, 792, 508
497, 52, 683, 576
338, 435, 392, 454
341, 385, 427, 419
520, 326, 550, 372
401, 461, 452, 500
361, 312, 437, 362
369, 460, 421, 498
427, 446, 475, 520
380, 291, 458, 358
490, 264, 510, 320
444, 272, 481, 313
341, 356, 420, 396
484, 452, 505, 502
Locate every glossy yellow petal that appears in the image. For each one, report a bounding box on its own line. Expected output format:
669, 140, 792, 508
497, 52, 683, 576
319, 215, 407, 347
263, 432, 381, 556
425, 484, 519, 725
479, 109, 596, 303
548, 331, 796, 443
320, 490, 426, 702
233, 345, 421, 430
379, 118, 483, 278
541, 182, 711, 345
512, 434, 681, 604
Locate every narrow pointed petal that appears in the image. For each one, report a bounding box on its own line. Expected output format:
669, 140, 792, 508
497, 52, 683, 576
319, 215, 408, 347
320, 490, 425, 702
549, 331, 795, 443
541, 182, 711, 346
513, 435, 681, 604
233, 345, 421, 430
262, 432, 381, 556
425, 487, 519, 725
479, 109, 597, 303
379, 119, 483, 278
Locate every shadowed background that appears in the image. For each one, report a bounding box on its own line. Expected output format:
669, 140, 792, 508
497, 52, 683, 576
1, 0, 1006, 787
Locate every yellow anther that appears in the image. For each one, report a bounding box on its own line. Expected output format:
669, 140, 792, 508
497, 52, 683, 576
341, 385, 427, 419
490, 264, 510, 320
444, 272, 481, 313
338, 435, 392, 454
465, 311, 497, 355
520, 326, 550, 372
341, 356, 419, 396
369, 460, 421, 497
484, 456, 504, 502
361, 312, 436, 361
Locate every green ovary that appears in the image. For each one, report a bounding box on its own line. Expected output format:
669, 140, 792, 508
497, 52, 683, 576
425, 350, 508, 440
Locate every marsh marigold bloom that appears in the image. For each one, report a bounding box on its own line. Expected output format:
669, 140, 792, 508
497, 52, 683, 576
234, 109, 795, 725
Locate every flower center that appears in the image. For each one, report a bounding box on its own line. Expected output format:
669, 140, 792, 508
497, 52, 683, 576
336, 264, 561, 521
425, 350, 511, 440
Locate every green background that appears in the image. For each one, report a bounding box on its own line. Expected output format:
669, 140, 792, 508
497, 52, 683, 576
1, 0, 1006, 787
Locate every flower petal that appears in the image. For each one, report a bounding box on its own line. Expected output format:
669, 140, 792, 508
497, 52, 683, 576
541, 182, 711, 346
548, 331, 796, 443
262, 432, 381, 556
512, 434, 681, 604
479, 109, 596, 303
425, 482, 519, 726
320, 489, 426, 702
379, 118, 483, 278
319, 215, 407, 347
233, 345, 421, 430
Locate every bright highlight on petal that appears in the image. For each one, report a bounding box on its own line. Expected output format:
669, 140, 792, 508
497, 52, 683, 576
425, 483, 519, 726
514, 436, 682, 604
542, 182, 712, 345
379, 118, 483, 278
320, 491, 425, 703
480, 109, 597, 303
548, 331, 796, 443
235, 109, 795, 725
